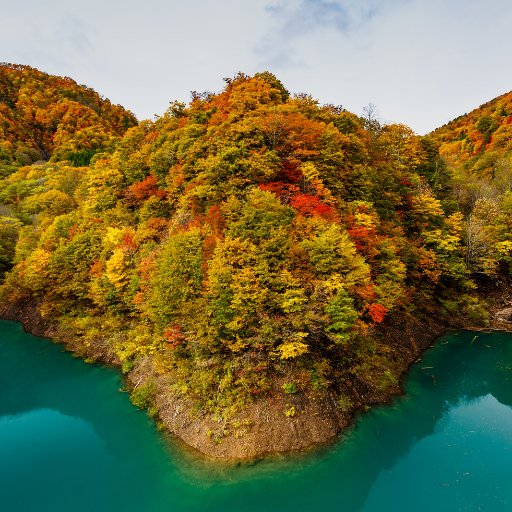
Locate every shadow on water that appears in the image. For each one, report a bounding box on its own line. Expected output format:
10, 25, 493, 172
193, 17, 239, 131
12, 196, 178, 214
1, 320, 512, 512
164, 330, 512, 511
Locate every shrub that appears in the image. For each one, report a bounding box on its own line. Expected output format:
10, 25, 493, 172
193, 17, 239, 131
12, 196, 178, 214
282, 382, 298, 394
130, 381, 156, 409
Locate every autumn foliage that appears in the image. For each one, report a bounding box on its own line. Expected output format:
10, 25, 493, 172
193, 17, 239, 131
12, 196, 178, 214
0, 67, 499, 418
0, 63, 137, 173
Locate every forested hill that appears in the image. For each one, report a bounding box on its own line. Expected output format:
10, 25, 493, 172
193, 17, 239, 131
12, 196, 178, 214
433, 90, 512, 164
0, 63, 137, 172
432, 92, 512, 276
0, 67, 508, 458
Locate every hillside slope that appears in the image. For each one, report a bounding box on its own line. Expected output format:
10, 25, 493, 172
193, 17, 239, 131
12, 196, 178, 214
432, 92, 512, 276
0, 63, 137, 171
0, 63, 137, 275
1, 68, 507, 459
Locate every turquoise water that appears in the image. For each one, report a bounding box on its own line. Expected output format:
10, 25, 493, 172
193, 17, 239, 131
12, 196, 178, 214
1, 320, 512, 511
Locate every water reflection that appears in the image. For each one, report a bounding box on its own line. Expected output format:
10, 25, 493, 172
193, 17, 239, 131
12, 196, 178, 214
176, 331, 512, 512
1, 321, 512, 512
361, 394, 512, 511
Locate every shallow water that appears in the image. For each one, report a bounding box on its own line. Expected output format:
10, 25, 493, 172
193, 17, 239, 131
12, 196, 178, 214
1, 320, 512, 511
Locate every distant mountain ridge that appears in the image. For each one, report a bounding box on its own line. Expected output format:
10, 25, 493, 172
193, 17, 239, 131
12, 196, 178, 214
432, 90, 512, 170
0, 63, 137, 173
431, 90, 512, 277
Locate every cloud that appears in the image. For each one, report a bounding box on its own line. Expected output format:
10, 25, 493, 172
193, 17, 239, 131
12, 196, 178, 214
55, 17, 94, 54
1, 0, 512, 134
263, 0, 404, 38
255, 0, 512, 134
2, 3, 94, 71
267, 0, 352, 34
256, 1, 397, 72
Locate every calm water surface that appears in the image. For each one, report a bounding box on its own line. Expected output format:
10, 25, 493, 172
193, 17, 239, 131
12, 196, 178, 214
1, 320, 512, 511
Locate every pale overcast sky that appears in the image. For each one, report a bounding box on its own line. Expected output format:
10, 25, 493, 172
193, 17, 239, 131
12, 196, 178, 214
2, 0, 511, 134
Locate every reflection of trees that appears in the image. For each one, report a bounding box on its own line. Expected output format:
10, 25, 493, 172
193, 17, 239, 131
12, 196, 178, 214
216, 330, 512, 512
0, 321, 152, 461
322, 330, 512, 511
2, 322, 512, 512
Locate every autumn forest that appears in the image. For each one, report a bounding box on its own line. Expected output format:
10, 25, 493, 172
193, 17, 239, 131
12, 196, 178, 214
1, 63, 511, 457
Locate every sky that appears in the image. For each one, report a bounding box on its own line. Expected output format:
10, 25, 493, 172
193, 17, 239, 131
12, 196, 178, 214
2, 0, 512, 134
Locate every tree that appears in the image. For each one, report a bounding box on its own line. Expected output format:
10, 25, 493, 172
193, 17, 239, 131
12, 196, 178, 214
0, 216, 21, 275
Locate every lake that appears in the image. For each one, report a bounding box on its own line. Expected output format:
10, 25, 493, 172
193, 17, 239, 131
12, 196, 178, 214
1, 319, 511, 511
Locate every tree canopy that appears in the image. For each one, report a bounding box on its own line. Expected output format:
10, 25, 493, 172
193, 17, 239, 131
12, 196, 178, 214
0, 67, 503, 420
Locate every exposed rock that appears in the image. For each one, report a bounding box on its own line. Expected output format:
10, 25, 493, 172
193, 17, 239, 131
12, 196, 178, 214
495, 306, 512, 323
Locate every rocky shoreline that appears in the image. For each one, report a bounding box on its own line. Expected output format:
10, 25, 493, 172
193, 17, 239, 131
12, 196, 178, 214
1, 296, 510, 462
